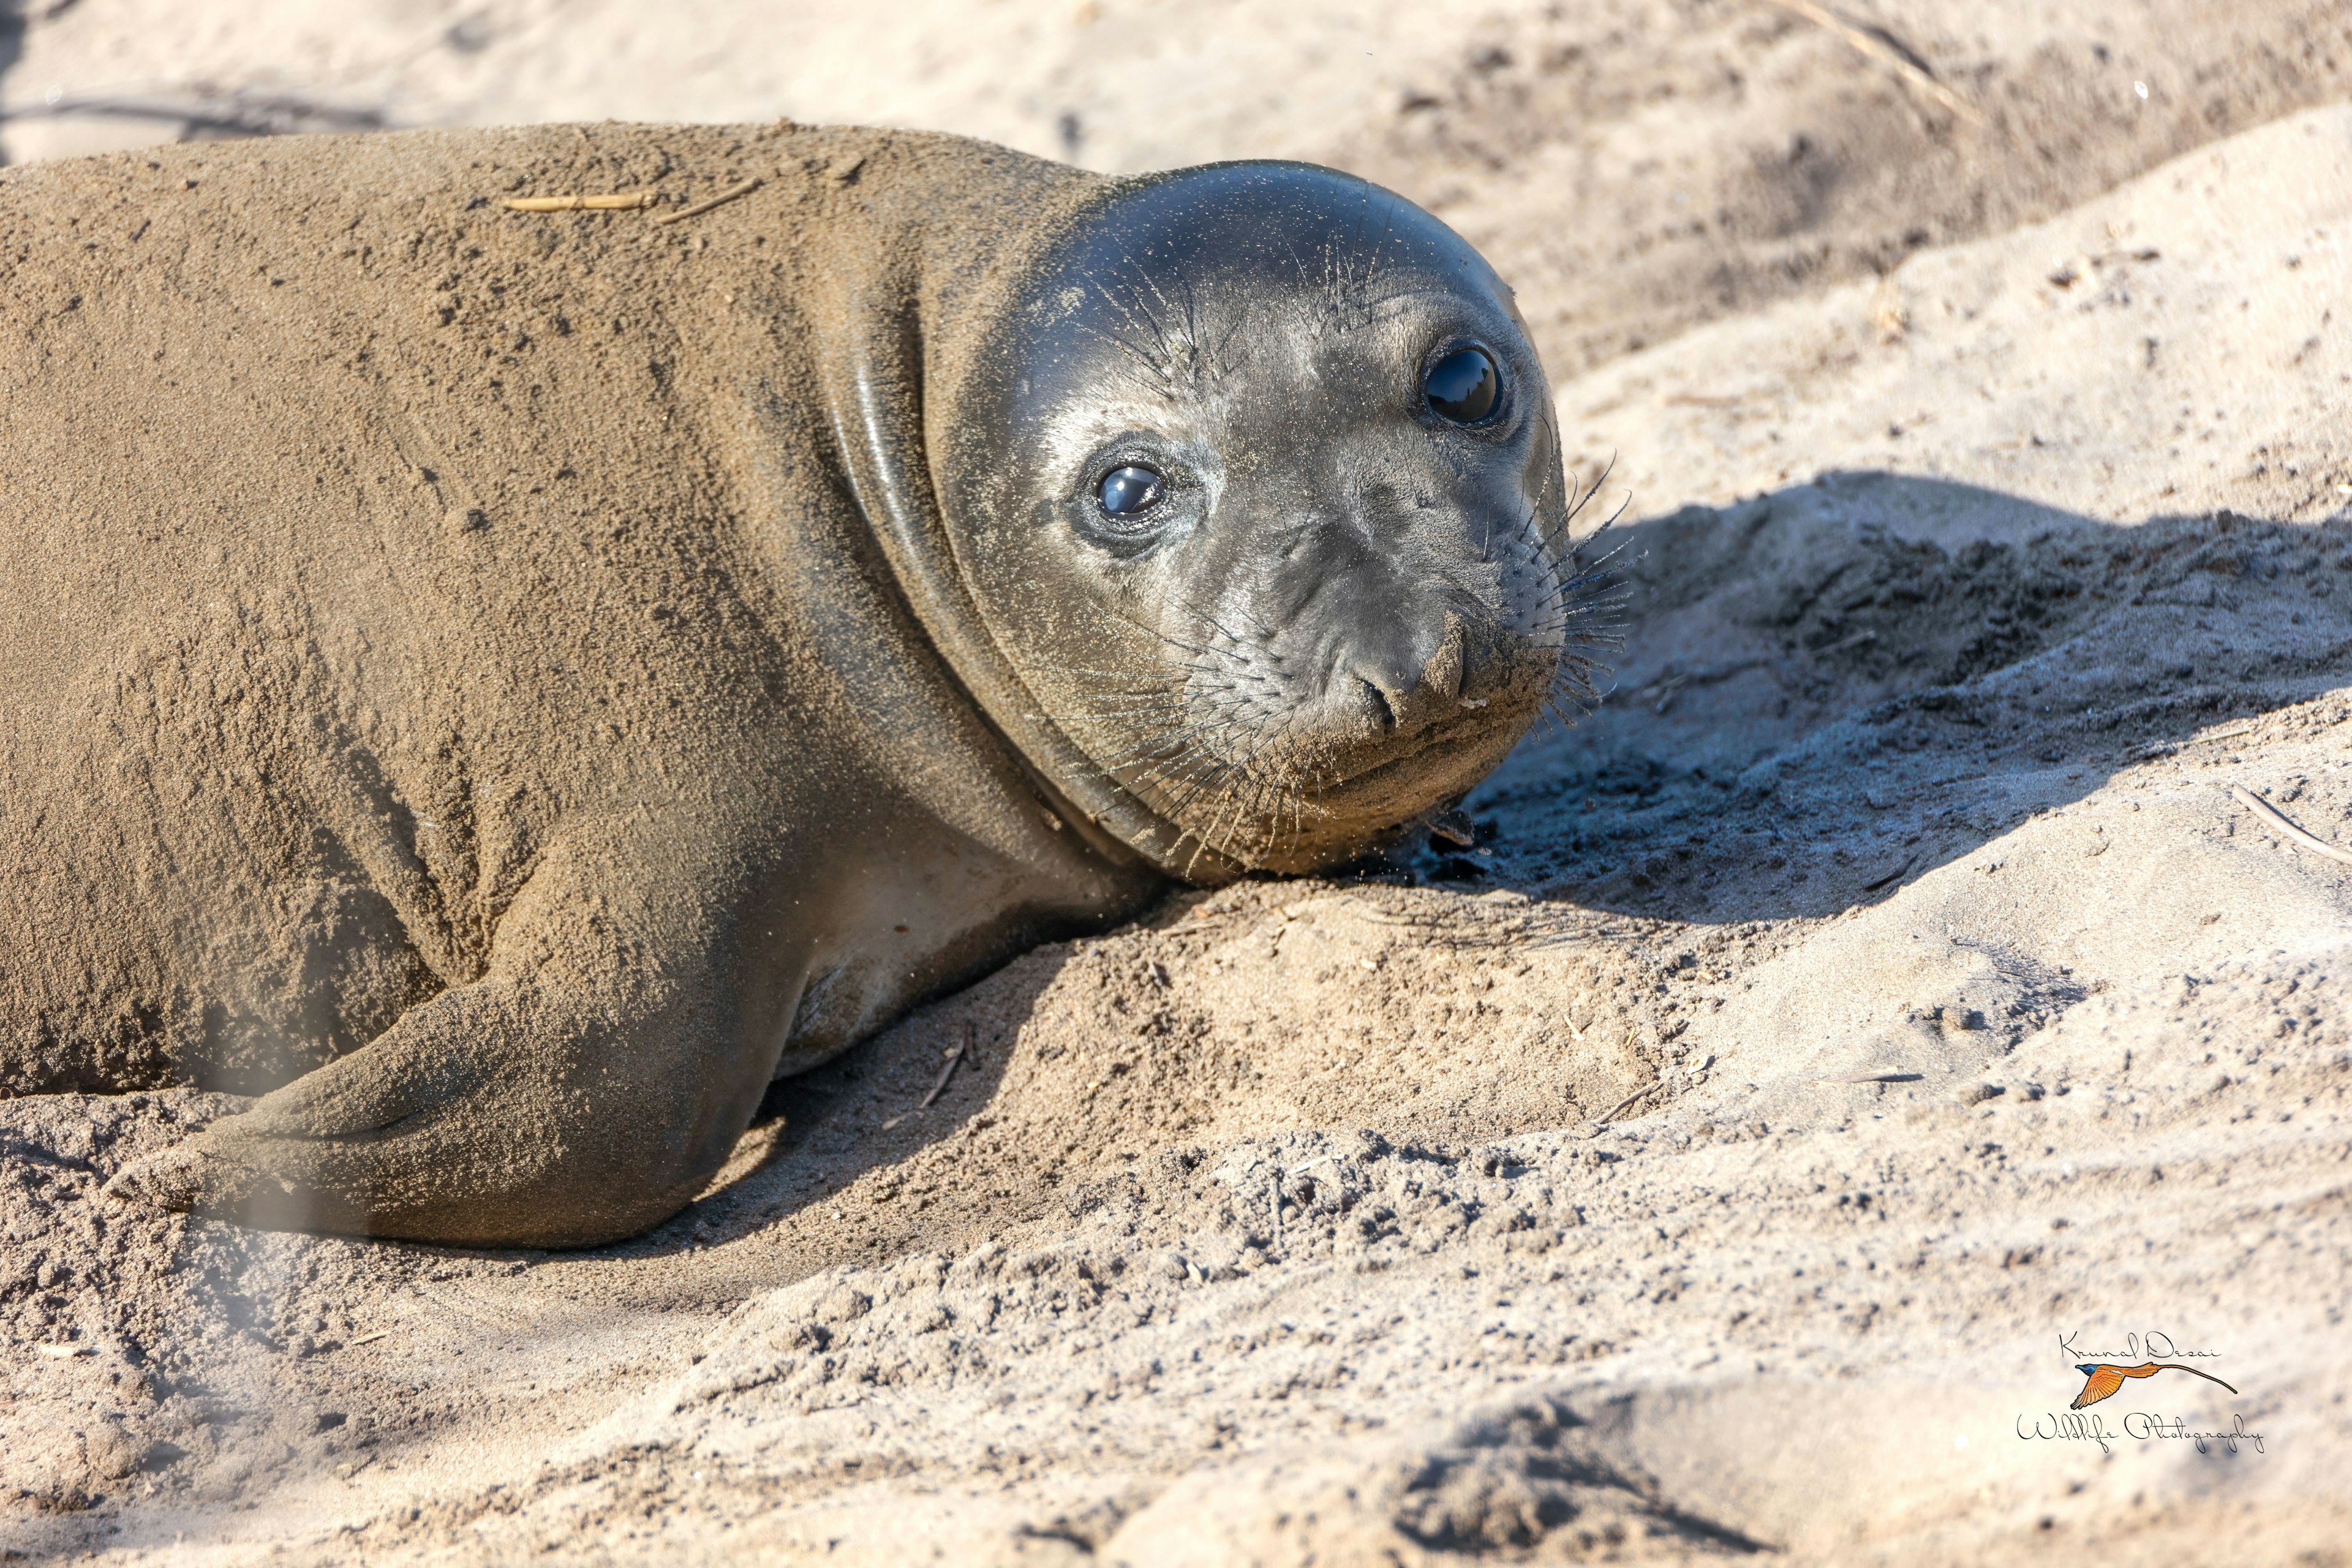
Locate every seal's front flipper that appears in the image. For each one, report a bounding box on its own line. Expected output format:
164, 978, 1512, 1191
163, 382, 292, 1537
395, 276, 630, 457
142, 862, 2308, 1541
106, 971, 759, 1247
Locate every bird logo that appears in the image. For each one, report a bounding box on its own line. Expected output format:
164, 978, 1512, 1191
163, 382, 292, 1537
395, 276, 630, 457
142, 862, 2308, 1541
2070, 1362, 2239, 1410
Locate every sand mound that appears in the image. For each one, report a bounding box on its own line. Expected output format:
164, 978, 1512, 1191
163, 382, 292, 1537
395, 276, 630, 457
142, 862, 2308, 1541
6, 28, 2352, 1568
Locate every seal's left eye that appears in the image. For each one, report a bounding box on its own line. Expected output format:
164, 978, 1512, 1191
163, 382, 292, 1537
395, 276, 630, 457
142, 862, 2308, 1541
1098, 464, 1165, 518
1425, 345, 1502, 424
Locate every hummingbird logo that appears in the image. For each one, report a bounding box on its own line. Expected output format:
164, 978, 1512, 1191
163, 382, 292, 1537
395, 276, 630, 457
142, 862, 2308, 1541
2070, 1362, 2239, 1410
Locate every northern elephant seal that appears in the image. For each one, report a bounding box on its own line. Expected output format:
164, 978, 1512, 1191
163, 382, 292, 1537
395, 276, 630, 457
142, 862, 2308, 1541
0, 123, 1597, 1245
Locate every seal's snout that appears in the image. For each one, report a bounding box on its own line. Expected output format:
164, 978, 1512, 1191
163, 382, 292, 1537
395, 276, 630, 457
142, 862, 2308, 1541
1344, 611, 1468, 739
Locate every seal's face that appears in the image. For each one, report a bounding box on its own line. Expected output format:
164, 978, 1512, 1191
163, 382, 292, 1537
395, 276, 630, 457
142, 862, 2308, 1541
943, 163, 1598, 876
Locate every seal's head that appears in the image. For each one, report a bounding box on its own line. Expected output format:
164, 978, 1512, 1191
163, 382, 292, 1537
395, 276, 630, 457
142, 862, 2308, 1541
938, 162, 1604, 878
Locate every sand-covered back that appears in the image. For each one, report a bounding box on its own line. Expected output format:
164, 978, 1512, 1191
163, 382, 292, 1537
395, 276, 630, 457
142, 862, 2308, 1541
5, 2, 2352, 1563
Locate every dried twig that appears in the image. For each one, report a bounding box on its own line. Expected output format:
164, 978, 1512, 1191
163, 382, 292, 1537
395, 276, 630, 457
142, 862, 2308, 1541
1815, 628, 1879, 655
2230, 785, 2352, 867
2127, 718, 2253, 761
1814, 1071, 1923, 1084
1597, 1078, 1668, 1124
1627, 657, 1768, 715
1755, 0, 1985, 124
1860, 854, 1915, 892
502, 192, 655, 212
918, 1030, 970, 1109
345, 1330, 391, 1348
652, 178, 763, 226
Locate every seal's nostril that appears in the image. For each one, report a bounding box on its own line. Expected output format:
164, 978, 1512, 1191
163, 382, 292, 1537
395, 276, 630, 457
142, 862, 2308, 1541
1358, 678, 1397, 732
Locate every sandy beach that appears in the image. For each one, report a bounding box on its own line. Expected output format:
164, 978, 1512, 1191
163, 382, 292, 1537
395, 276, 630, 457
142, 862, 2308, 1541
4, 2, 2351, 1562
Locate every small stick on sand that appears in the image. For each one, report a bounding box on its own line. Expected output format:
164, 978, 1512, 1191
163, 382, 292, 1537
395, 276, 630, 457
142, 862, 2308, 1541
1598, 1077, 1668, 1124
1755, 0, 1986, 125
652, 178, 763, 227
918, 1029, 968, 1109
344, 1330, 391, 1348
1860, 854, 1915, 892
2230, 784, 2352, 867
502, 192, 656, 212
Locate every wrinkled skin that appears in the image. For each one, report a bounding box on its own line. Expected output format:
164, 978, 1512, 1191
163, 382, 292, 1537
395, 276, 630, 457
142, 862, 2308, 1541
941, 165, 1583, 875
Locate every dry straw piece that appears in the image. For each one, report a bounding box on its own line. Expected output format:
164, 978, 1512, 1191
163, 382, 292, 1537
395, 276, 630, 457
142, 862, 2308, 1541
2230, 783, 2352, 867
1756, 0, 1986, 125
918, 1039, 965, 1109
653, 178, 763, 225
1597, 1077, 1668, 1123
502, 192, 655, 212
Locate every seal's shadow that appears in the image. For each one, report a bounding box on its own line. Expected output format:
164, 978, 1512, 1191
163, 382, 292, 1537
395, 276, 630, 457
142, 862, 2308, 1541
640, 471, 2348, 1256
1431, 470, 2350, 924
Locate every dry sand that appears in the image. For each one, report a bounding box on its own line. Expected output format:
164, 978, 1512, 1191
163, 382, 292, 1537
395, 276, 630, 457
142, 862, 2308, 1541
5, 2, 2352, 1563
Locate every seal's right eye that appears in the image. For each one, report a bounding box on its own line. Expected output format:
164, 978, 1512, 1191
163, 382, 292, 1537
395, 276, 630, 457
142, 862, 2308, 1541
1425, 345, 1501, 424
1098, 464, 1165, 518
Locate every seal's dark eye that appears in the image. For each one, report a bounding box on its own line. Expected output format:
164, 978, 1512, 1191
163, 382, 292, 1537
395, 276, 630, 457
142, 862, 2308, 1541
1425, 345, 1501, 424
1098, 464, 1165, 518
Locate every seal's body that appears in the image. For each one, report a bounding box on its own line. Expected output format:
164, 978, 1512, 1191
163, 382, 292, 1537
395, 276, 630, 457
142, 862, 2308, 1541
0, 123, 1588, 1245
